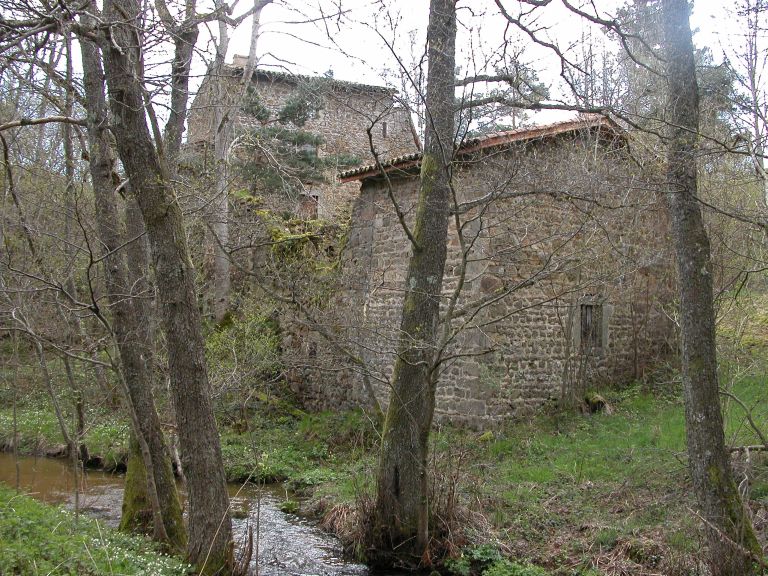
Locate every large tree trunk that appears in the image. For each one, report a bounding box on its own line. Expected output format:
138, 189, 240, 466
100, 1, 233, 572
79, 21, 186, 552
372, 0, 456, 565
661, 1, 761, 574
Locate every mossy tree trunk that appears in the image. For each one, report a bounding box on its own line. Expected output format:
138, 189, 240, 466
372, 0, 456, 566
661, 1, 761, 573
79, 12, 186, 553
101, 1, 233, 572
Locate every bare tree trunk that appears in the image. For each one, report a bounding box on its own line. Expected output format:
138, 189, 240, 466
211, 0, 271, 322
11, 334, 20, 491
661, 1, 761, 573
34, 340, 80, 520
60, 30, 90, 465
79, 19, 186, 552
101, 1, 233, 571
163, 1, 199, 167
373, 0, 455, 565
211, 0, 235, 324
62, 356, 89, 462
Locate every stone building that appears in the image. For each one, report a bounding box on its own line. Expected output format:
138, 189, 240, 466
289, 115, 676, 426
187, 57, 418, 219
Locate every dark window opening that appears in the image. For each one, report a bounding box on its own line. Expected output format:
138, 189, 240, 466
580, 303, 603, 350
382, 121, 388, 138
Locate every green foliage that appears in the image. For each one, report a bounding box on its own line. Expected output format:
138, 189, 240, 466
445, 546, 550, 576
240, 85, 270, 122
279, 498, 299, 514
0, 407, 129, 468
206, 300, 282, 425
277, 79, 326, 127
483, 559, 550, 576
445, 544, 503, 575
0, 484, 190, 575
218, 409, 378, 488
234, 78, 362, 199
594, 527, 619, 550
236, 126, 327, 193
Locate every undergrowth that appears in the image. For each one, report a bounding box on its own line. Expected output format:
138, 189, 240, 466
0, 484, 190, 575
2, 371, 767, 575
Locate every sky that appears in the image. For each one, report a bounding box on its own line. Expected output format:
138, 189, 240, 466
216, 1, 739, 81
193, 0, 753, 126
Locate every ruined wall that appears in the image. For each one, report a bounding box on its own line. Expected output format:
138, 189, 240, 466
297, 129, 676, 426
187, 68, 417, 219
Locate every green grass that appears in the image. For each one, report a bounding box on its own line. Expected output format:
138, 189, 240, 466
4, 373, 768, 575
424, 375, 768, 575
0, 484, 190, 575
0, 406, 129, 469
219, 409, 378, 494
489, 386, 687, 491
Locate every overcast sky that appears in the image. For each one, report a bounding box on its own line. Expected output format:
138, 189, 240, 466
217, 1, 734, 78
186, 0, 761, 127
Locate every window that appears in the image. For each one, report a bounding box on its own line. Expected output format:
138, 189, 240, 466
382, 121, 388, 138
580, 303, 603, 350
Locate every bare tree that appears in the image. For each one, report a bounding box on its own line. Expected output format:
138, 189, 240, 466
210, 0, 273, 322
726, 0, 768, 206
660, 1, 761, 573
372, 0, 456, 565
78, 8, 186, 550
97, 0, 235, 570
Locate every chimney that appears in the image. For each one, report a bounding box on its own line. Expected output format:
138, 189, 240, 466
231, 54, 248, 67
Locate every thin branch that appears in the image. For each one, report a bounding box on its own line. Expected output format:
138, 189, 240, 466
0, 115, 85, 132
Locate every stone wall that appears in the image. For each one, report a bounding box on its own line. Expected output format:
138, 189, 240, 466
292, 127, 676, 426
187, 67, 418, 219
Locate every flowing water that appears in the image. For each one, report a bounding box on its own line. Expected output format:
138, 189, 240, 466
0, 453, 381, 576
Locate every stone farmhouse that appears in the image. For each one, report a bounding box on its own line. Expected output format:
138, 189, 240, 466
188, 57, 419, 219
289, 115, 676, 427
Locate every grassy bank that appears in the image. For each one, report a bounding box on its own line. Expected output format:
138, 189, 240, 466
2, 375, 767, 575
0, 483, 190, 575
0, 406, 130, 471
311, 376, 768, 575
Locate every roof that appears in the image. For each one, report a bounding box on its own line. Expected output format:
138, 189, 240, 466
338, 114, 623, 183
226, 61, 395, 96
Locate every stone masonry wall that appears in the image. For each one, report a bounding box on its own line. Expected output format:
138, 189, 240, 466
302, 128, 677, 427
187, 67, 417, 219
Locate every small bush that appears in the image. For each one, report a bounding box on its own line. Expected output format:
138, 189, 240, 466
483, 559, 550, 576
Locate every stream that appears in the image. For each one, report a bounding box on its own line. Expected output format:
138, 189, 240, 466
0, 453, 389, 576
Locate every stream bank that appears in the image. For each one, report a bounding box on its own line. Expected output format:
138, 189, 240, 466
0, 452, 381, 575
4, 377, 768, 575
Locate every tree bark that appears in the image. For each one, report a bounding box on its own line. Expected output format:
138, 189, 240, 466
79, 18, 185, 552
100, 1, 233, 572
210, 0, 271, 322
373, 0, 456, 565
661, 1, 761, 573
164, 3, 199, 167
